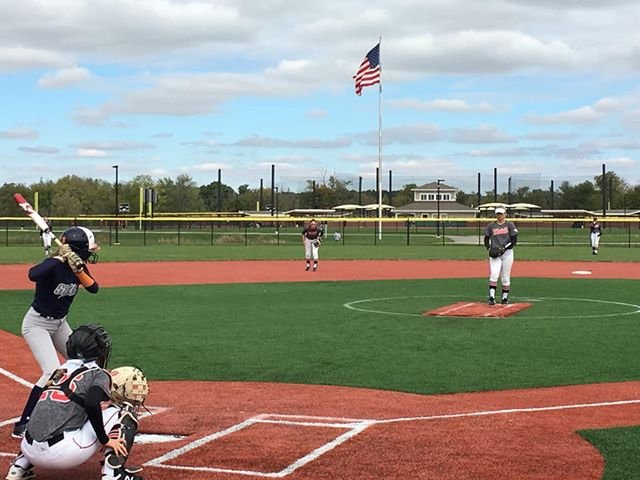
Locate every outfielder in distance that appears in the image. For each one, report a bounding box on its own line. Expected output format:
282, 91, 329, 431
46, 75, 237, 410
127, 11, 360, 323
12, 227, 101, 439
590, 216, 602, 255
484, 206, 519, 305
5, 324, 149, 480
302, 218, 324, 271
39, 217, 53, 256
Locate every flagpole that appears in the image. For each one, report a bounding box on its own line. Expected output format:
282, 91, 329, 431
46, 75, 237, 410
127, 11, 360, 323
377, 36, 383, 240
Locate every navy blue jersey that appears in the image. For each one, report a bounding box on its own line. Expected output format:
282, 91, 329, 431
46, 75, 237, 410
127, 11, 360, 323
29, 258, 98, 319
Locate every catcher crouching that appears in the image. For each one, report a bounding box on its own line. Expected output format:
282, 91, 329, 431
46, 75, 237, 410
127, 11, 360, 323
5, 323, 150, 480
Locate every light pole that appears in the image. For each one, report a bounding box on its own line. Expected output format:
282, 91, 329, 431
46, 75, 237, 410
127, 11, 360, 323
113, 165, 119, 245
274, 186, 279, 237
436, 179, 445, 237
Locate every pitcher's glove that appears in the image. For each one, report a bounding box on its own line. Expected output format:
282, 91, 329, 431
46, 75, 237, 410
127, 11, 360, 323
65, 251, 85, 273
312, 240, 321, 248
488, 246, 505, 258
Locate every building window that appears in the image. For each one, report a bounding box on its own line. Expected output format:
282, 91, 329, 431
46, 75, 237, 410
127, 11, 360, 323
442, 193, 451, 201
419, 193, 428, 201
428, 194, 435, 201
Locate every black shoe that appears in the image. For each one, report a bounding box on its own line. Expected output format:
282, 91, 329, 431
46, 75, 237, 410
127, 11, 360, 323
102, 467, 144, 480
488, 297, 496, 306
305, 265, 310, 271
11, 422, 27, 439
501, 298, 509, 305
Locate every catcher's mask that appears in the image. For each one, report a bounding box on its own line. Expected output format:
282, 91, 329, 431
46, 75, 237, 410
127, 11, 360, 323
66, 324, 112, 368
61, 226, 99, 263
110, 366, 149, 406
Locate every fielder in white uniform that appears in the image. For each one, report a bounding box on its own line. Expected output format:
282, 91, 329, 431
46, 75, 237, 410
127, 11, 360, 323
484, 207, 519, 305
40, 218, 53, 256
590, 217, 602, 255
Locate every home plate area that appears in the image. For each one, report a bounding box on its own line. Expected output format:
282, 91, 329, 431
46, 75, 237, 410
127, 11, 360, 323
424, 301, 533, 318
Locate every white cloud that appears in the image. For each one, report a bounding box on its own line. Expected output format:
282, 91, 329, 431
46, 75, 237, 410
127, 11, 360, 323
73, 141, 155, 151
38, 66, 92, 89
18, 146, 60, 154
0, 128, 38, 139
231, 135, 351, 149
0, 47, 70, 72
306, 109, 328, 118
389, 98, 497, 113
451, 125, 517, 143
76, 148, 108, 157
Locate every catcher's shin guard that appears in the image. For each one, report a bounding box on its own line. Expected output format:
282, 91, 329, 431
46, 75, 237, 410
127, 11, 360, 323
105, 403, 139, 470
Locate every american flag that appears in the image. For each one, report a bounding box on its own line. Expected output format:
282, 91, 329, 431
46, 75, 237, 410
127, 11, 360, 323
353, 43, 381, 96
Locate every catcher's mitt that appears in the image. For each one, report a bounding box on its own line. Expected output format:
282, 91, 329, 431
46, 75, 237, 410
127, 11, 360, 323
110, 366, 149, 406
488, 246, 505, 258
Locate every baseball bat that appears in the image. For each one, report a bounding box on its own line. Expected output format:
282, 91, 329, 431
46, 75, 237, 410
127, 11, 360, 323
13, 193, 94, 288
13, 193, 61, 245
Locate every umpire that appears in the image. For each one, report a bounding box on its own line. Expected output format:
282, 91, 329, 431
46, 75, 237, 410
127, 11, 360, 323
484, 206, 519, 305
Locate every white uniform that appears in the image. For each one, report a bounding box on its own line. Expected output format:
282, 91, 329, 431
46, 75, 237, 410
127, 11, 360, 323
302, 223, 323, 271
590, 220, 601, 254
484, 218, 519, 304
20, 405, 120, 469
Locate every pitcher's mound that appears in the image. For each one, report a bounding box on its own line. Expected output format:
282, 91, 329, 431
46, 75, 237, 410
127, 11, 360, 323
424, 301, 533, 318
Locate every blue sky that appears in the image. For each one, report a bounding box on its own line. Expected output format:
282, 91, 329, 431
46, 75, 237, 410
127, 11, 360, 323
2, 0, 640, 194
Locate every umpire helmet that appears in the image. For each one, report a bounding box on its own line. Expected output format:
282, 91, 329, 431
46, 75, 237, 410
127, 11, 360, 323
66, 324, 112, 368
62, 226, 99, 263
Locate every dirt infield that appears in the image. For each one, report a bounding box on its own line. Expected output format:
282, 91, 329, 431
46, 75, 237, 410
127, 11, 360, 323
1, 259, 639, 479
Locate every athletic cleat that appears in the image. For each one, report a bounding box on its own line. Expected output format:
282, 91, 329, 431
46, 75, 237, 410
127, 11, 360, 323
305, 265, 310, 271
5, 464, 35, 480
11, 422, 27, 439
313, 266, 317, 272
501, 298, 509, 305
102, 467, 144, 480
488, 297, 496, 306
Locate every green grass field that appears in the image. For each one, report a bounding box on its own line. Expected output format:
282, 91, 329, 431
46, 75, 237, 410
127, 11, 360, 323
1, 248, 639, 477
1, 242, 640, 264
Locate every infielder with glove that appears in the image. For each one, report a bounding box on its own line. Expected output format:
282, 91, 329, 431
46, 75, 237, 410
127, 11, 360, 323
302, 218, 324, 271
484, 207, 519, 305
11, 227, 100, 439
590, 216, 602, 255
5, 324, 149, 480
40, 217, 53, 256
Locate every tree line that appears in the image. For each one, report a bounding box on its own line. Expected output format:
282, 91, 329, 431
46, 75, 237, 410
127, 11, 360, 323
1, 171, 639, 217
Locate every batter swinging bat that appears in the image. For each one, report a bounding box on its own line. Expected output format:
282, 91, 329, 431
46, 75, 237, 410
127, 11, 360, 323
13, 193, 94, 288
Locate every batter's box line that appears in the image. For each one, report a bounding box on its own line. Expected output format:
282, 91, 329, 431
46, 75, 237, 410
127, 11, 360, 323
143, 414, 375, 478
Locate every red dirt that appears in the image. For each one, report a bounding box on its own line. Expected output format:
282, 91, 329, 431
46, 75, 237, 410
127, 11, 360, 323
424, 301, 533, 317
0, 259, 639, 290
1, 259, 638, 479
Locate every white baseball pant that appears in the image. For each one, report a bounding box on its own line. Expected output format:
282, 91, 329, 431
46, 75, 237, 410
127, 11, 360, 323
19, 406, 120, 470
489, 249, 514, 287
304, 239, 319, 261
42, 233, 52, 251
590, 232, 600, 248
22, 307, 72, 387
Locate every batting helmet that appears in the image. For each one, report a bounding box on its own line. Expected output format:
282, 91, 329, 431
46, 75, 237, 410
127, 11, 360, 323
66, 324, 112, 368
62, 226, 99, 263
